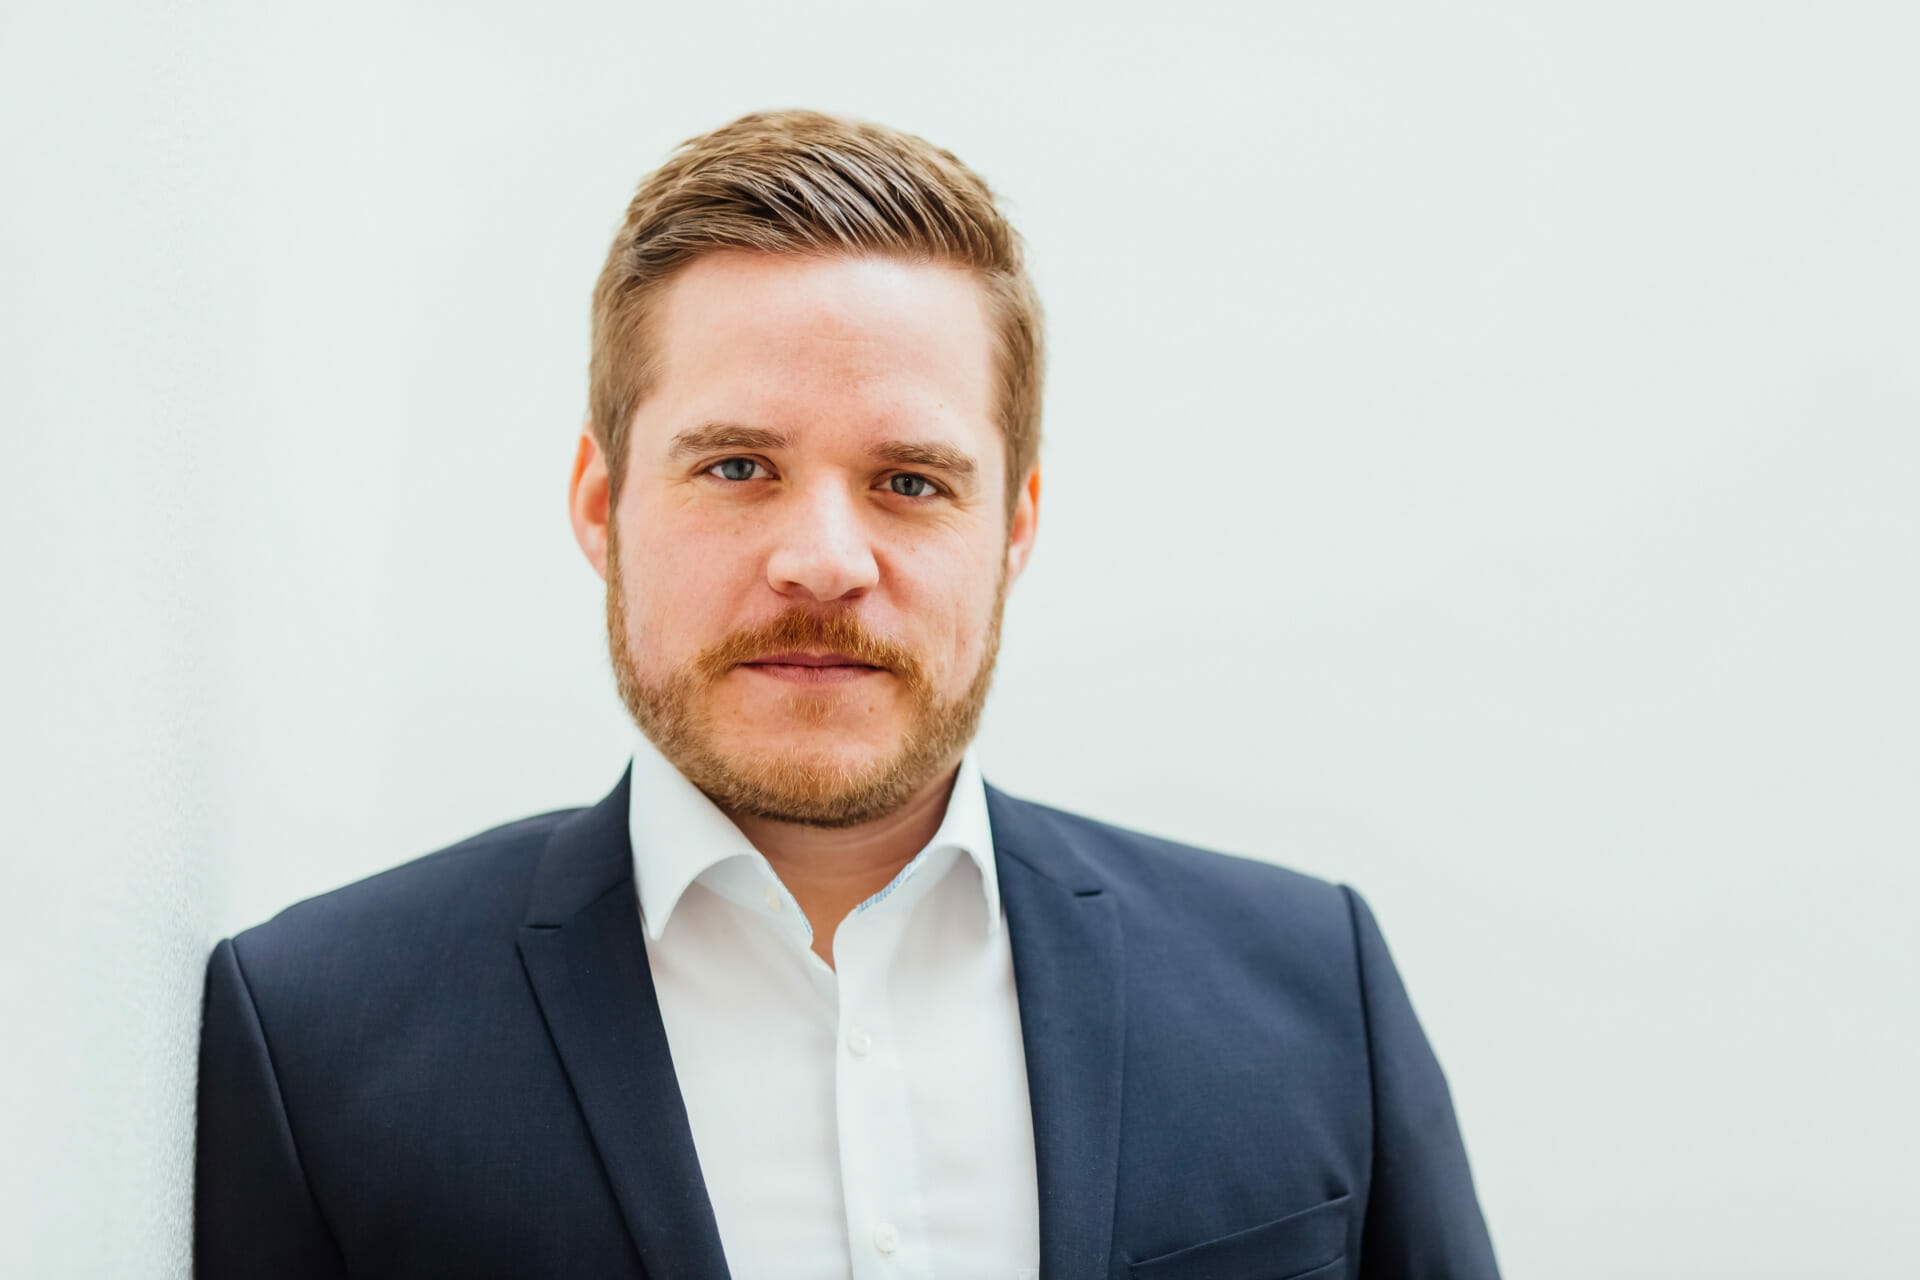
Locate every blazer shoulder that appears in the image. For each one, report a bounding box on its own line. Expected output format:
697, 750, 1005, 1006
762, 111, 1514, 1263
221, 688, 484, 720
228, 804, 583, 975
993, 789, 1355, 937
993, 790, 1374, 1033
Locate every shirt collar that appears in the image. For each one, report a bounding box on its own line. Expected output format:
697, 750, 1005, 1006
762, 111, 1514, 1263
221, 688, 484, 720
626, 729, 1001, 943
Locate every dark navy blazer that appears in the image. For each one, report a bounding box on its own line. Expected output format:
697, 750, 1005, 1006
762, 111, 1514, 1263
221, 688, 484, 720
196, 769, 1499, 1278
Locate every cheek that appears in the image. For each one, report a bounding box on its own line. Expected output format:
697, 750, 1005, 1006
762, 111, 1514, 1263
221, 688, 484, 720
897, 546, 1002, 678
621, 516, 755, 665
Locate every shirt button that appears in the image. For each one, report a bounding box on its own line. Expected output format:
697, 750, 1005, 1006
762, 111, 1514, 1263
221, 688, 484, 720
872, 1222, 899, 1255
847, 1027, 873, 1057
762, 883, 782, 912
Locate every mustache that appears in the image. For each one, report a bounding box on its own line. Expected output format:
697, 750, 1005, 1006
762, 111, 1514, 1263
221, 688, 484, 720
695, 609, 927, 688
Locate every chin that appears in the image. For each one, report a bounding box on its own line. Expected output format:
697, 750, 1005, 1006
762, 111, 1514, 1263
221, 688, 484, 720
712, 724, 899, 777
703, 743, 931, 829
716, 678, 903, 735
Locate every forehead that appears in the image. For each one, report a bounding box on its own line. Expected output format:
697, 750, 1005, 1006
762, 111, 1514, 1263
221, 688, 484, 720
642, 250, 1000, 444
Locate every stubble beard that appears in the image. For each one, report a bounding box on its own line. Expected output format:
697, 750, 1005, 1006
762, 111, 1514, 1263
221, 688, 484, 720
603, 521, 1007, 828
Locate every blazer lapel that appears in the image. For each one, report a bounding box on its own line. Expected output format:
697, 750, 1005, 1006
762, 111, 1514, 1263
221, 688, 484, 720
516, 767, 730, 1280
988, 784, 1126, 1280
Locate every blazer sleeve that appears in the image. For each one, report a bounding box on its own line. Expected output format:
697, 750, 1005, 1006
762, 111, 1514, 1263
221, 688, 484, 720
195, 936, 347, 1279
1342, 886, 1501, 1279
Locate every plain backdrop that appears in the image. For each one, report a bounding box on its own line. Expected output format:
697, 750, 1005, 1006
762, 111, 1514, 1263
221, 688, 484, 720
4, 2, 1917, 1275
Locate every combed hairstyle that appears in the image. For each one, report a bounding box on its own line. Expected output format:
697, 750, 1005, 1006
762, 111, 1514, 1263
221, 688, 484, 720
588, 109, 1045, 518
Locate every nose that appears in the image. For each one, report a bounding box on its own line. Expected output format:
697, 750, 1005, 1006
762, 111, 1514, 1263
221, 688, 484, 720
763, 478, 880, 603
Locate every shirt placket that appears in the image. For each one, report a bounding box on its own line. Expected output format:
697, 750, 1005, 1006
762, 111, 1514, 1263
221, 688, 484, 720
830, 853, 952, 1280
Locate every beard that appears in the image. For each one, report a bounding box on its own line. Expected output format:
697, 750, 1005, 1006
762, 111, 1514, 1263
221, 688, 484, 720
604, 522, 1007, 828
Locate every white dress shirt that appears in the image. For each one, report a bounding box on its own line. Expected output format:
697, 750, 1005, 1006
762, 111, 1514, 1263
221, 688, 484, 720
627, 729, 1041, 1279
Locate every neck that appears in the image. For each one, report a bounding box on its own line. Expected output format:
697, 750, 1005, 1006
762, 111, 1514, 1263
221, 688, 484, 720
728, 759, 963, 969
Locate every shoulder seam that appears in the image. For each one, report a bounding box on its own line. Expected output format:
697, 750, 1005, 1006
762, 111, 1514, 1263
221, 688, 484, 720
225, 937, 352, 1266
1341, 885, 1381, 1200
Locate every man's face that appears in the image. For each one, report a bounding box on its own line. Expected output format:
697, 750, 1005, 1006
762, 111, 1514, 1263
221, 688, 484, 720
581, 250, 1038, 827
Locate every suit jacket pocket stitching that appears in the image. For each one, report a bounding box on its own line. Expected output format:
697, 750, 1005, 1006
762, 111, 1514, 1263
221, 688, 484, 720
1127, 1192, 1350, 1280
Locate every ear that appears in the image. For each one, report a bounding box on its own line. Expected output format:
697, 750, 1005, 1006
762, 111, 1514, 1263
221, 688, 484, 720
1004, 462, 1041, 586
568, 428, 612, 581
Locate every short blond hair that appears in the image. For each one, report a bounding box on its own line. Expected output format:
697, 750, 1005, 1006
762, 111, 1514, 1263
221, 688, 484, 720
588, 109, 1045, 515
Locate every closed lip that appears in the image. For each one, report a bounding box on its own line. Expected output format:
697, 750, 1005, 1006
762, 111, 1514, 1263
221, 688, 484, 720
743, 651, 882, 669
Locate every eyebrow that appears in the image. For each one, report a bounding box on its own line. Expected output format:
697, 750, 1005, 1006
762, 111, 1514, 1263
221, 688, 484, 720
667, 422, 791, 459
668, 421, 978, 480
870, 440, 977, 480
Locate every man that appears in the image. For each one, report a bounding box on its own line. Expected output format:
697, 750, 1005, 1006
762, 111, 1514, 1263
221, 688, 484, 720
196, 109, 1500, 1278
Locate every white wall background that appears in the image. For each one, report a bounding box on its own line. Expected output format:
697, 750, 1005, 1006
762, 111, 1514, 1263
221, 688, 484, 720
4, 2, 1915, 1275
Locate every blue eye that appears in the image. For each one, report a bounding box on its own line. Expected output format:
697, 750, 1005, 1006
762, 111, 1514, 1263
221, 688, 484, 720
710, 458, 761, 482
889, 473, 938, 498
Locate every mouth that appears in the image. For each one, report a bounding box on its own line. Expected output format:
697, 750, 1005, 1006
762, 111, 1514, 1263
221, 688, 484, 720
739, 651, 887, 685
